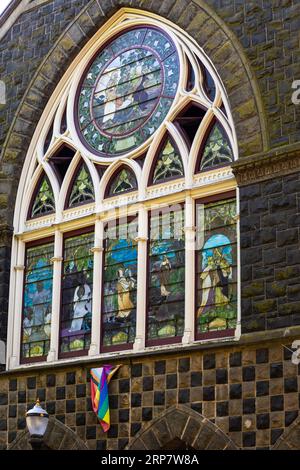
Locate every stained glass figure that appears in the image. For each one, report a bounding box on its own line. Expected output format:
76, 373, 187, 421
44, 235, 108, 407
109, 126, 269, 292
196, 198, 237, 336
30, 175, 55, 218
67, 164, 94, 208
107, 167, 137, 197
21, 242, 54, 360
152, 138, 184, 184
102, 219, 138, 349
147, 206, 185, 342
200, 123, 233, 171
60, 232, 94, 354
77, 27, 179, 156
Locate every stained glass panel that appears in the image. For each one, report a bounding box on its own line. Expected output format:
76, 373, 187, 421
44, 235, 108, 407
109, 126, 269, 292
107, 168, 137, 196
200, 123, 233, 171
21, 242, 54, 360
30, 175, 55, 218
152, 138, 184, 184
68, 164, 94, 208
102, 219, 138, 349
147, 206, 185, 342
196, 198, 237, 336
60, 232, 94, 354
76, 27, 179, 156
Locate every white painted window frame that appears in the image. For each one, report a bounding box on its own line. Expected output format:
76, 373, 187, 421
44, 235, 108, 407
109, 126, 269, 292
6, 9, 240, 370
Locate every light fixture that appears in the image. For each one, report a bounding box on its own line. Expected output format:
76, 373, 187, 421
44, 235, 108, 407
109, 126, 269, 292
26, 398, 49, 449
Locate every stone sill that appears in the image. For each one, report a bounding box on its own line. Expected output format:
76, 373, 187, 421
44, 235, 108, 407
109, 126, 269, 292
2, 324, 300, 376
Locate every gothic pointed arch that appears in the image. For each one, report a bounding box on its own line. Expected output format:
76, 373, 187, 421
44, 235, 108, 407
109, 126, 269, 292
105, 165, 138, 198
7, 7, 242, 368
148, 134, 184, 185
49, 143, 76, 185
28, 172, 55, 219
66, 161, 94, 209
196, 120, 234, 172
8, 417, 88, 450
127, 405, 238, 450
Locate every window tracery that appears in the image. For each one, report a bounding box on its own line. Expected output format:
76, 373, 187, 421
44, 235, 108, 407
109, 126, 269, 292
8, 10, 238, 369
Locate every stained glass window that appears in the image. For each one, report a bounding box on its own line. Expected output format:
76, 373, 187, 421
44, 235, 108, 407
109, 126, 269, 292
200, 123, 233, 171
21, 241, 54, 360
30, 175, 55, 218
107, 167, 137, 197
196, 197, 237, 338
60, 231, 94, 355
151, 138, 184, 184
76, 27, 179, 156
67, 164, 94, 208
147, 206, 185, 343
102, 219, 138, 350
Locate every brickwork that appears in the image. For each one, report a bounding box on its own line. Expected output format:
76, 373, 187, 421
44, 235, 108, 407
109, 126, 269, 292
1, 340, 300, 450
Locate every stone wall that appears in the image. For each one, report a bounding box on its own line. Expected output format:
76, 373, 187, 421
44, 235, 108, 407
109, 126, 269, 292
240, 171, 300, 333
1, 339, 300, 450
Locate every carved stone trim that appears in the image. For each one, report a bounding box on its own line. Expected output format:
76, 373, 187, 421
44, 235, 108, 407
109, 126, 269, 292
134, 236, 148, 243
233, 143, 300, 186
50, 256, 63, 264
14, 265, 25, 271
89, 246, 103, 253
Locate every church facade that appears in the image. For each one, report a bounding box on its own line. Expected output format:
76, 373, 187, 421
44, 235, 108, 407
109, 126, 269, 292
0, 0, 300, 450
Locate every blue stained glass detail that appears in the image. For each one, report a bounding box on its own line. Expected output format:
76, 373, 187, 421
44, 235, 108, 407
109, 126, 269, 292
102, 220, 138, 348
196, 199, 237, 335
21, 242, 54, 360
147, 207, 185, 341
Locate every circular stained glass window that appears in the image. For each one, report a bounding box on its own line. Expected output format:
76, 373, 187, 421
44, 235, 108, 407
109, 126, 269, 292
76, 27, 180, 157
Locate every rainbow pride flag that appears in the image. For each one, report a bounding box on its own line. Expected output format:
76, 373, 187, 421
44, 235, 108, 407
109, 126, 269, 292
90, 365, 122, 432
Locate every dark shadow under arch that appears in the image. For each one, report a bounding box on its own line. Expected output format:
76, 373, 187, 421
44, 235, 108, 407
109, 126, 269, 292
126, 404, 238, 450
8, 417, 88, 450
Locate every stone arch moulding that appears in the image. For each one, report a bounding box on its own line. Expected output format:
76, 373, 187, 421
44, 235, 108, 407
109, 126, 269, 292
272, 416, 300, 450
1, 1, 267, 182
8, 417, 88, 450
126, 405, 239, 450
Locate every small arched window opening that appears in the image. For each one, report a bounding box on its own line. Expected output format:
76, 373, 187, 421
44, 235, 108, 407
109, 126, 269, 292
66, 162, 94, 209
28, 173, 55, 219
148, 135, 184, 185
105, 166, 138, 198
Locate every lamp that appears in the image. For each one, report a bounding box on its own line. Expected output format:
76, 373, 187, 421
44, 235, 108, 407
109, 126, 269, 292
26, 398, 49, 450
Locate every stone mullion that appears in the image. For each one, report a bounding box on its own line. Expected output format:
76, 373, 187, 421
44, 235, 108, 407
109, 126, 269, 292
10, 240, 25, 369
133, 205, 148, 351
182, 194, 196, 344
47, 229, 63, 362
89, 218, 103, 356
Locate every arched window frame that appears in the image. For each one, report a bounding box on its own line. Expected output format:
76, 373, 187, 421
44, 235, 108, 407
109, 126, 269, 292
6, 9, 240, 370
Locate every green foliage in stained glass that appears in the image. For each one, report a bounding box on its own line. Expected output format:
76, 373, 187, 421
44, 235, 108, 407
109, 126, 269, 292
152, 139, 184, 184
200, 123, 233, 171
31, 176, 55, 218
108, 168, 137, 197
68, 164, 94, 208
